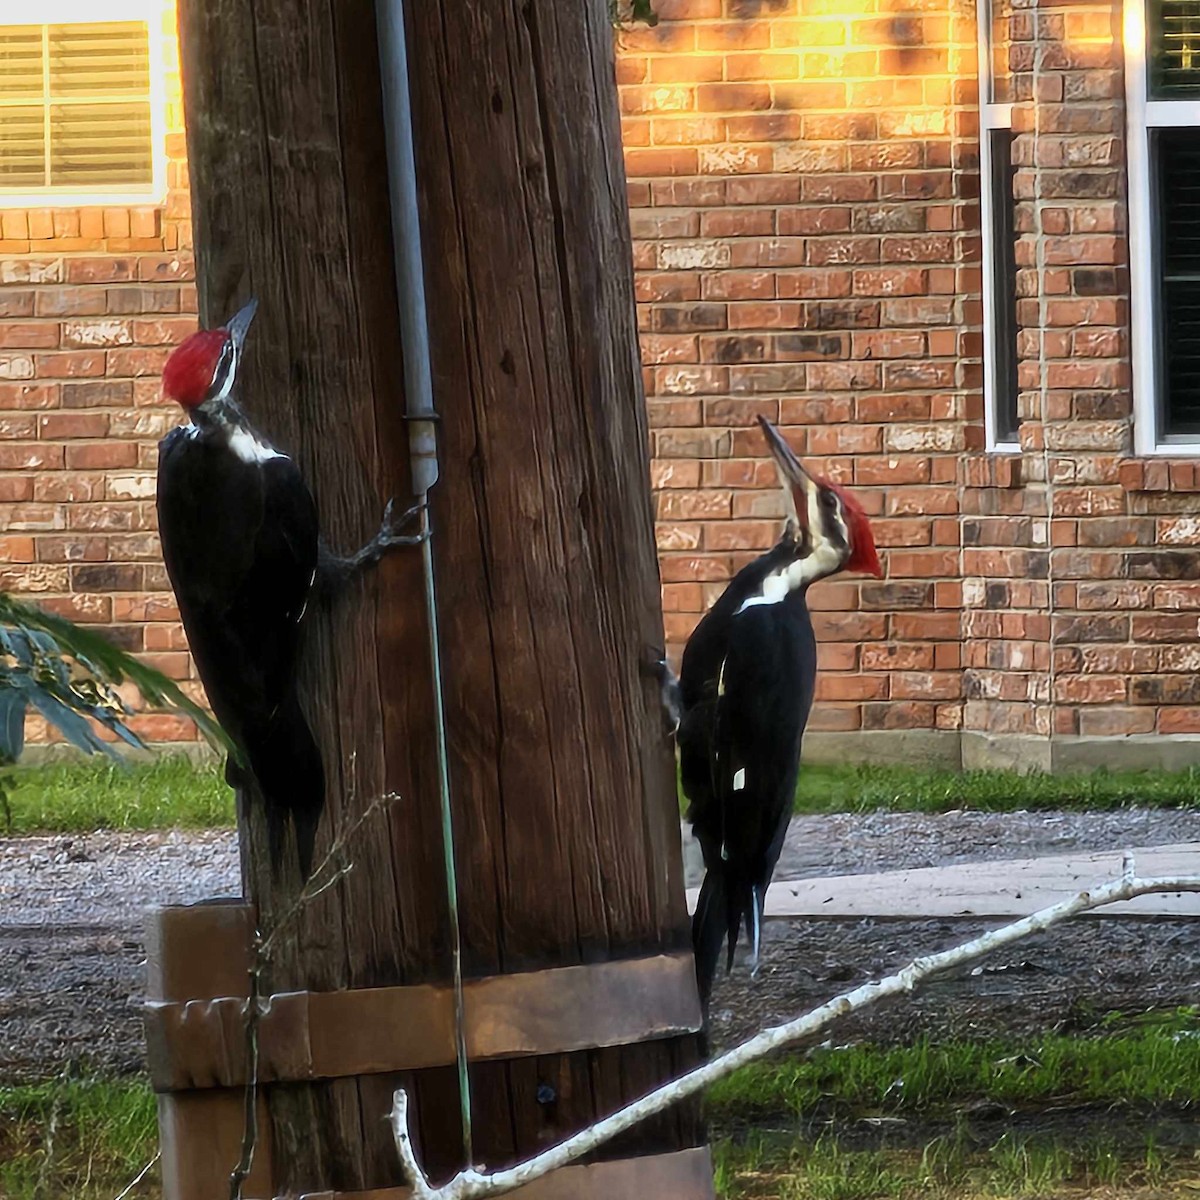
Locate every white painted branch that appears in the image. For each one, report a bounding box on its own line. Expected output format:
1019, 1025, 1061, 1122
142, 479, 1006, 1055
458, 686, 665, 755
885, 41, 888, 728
391, 865, 1200, 1200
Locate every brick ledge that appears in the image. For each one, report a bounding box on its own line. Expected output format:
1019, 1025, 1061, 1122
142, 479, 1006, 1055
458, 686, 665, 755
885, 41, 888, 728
1118, 459, 1200, 493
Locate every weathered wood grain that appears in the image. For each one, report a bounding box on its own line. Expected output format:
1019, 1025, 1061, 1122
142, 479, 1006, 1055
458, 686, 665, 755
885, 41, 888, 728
175, 0, 703, 1191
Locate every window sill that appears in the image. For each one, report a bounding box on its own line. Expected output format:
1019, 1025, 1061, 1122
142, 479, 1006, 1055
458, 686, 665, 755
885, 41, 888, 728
1117, 458, 1200, 493
0, 192, 165, 211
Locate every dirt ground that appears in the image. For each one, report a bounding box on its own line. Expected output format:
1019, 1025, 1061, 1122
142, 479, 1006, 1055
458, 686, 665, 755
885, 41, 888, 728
0, 810, 1196, 1081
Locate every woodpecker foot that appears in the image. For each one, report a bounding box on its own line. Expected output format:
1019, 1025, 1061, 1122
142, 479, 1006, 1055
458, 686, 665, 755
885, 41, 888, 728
641, 646, 682, 736
348, 498, 428, 568
317, 501, 427, 594
371, 498, 429, 555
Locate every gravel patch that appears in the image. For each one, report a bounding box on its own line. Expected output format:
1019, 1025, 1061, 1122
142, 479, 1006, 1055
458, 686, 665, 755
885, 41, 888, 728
0, 830, 240, 930
707, 915, 1200, 1051
1, 810, 1195, 1081
0, 830, 241, 1081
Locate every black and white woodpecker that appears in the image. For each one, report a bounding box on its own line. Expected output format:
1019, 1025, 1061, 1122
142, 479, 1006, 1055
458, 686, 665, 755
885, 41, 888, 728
660, 415, 882, 1007
156, 298, 423, 879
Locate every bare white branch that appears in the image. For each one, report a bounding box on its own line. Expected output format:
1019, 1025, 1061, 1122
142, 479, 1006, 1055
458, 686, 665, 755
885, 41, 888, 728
392, 867, 1200, 1200
112, 1152, 161, 1200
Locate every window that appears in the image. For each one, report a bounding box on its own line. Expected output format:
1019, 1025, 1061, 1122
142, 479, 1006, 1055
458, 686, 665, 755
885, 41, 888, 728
977, 0, 1021, 450
1128, 0, 1200, 449
0, 2, 164, 207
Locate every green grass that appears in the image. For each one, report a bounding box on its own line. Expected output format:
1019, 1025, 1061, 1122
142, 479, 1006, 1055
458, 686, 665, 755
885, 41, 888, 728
792, 764, 1200, 815
0, 755, 234, 835
713, 1129, 1194, 1200
706, 1010, 1200, 1124
5, 756, 1198, 838
0, 1080, 159, 1200
6, 1025, 1197, 1200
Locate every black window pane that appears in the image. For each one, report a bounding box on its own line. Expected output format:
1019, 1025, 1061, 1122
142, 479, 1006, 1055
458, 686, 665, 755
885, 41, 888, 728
990, 128, 1020, 443
1156, 128, 1200, 437
1150, 0, 1200, 97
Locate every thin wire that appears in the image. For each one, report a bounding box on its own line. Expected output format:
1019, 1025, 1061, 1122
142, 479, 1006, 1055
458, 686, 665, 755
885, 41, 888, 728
421, 504, 473, 1166
374, 0, 473, 1166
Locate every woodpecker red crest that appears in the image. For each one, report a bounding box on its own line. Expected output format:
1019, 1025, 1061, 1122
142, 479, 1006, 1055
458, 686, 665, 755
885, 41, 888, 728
162, 298, 257, 411
162, 329, 231, 409
820, 479, 882, 577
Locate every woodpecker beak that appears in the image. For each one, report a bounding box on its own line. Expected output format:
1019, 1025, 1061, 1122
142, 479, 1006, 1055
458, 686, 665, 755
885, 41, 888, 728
224, 297, 258, 355
757, 416, 817, 535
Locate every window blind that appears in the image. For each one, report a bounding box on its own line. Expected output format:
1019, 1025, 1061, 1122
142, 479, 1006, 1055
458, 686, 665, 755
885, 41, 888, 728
0, 21, 153, 192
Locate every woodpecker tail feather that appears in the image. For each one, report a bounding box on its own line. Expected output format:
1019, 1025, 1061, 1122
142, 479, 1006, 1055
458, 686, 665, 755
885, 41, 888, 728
693, 867, 758, 1008
748, 885, 765, 977
692, 868, 728, 1008
244, 691, 325, 881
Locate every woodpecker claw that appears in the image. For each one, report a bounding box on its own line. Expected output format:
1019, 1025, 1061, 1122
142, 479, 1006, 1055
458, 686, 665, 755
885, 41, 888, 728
377, 498, 428, 548
642, 647, 682, 736
639, 646, 669, 679
316, 501, 428, 594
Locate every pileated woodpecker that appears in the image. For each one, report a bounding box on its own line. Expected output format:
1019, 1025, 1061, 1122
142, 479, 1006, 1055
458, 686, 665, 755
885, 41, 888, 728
157, 298, 422, 878
672, 416, 882, 1006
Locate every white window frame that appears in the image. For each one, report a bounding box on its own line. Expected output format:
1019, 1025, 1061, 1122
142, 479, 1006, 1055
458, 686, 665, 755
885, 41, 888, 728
0, 0, 168, 209
977, 0, 1020, 452
1126, 0, 1200, 453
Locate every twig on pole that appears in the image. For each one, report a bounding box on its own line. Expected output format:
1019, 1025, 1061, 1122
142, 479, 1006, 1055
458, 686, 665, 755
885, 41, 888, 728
391, 865, 1200, 1200
229, 787, 399, 1200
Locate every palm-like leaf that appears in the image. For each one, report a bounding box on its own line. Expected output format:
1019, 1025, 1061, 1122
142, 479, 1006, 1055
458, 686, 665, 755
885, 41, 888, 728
0, 593, 233, 764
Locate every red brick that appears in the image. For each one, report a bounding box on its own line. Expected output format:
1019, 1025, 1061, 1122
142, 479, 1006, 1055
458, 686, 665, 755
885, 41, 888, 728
696, 22, 772, 50
696, 83, 772, 111
37, 412, 110, 439
106, 348, 172, 377
34, 351, 105, 378
136, 256, 194, 283
66, 258, 136, 284
1158, 708, 1200, 734
65, 443, 139, 470
807, 706, 862, 732
40, 594, 112, 622
0, 443, 64, 470
0, 323, 60, 349
648, 55, 722, 84
0, 536, 36, 563
727, 301, 802, 329
816, 674, 888, 701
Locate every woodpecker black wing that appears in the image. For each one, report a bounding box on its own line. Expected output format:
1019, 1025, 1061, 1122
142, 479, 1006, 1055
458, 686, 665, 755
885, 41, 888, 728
157, 426, 323, 875
685, 591, 816, 1005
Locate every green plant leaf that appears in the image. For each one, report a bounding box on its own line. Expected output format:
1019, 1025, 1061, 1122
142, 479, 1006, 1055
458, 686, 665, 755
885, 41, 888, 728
24, 689, 121, 759
0, 593, 235, 761
0, 688, 26, 762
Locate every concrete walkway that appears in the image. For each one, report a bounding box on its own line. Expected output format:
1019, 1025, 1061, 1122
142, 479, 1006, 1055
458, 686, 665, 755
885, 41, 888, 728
685, 843, 1200, 920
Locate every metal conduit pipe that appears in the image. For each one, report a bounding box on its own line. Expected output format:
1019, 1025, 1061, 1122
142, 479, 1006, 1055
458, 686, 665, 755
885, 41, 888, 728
373, 0, 474, 1167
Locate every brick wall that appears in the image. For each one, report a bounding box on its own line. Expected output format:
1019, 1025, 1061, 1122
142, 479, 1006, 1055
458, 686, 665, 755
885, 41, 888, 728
0, 1, 202, 747
619, 0, 977, 739
4, 0, 1200, 760
963, 0, 1134, 744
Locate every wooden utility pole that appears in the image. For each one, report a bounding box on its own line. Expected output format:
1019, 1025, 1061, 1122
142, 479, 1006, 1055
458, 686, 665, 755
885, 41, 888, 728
172, 0, 707, 1193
